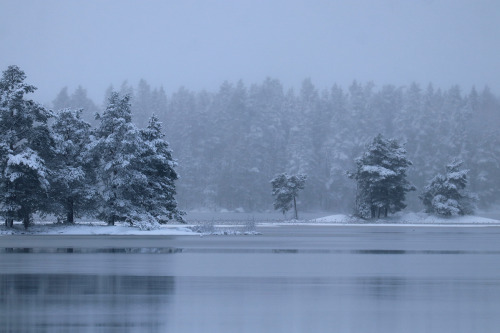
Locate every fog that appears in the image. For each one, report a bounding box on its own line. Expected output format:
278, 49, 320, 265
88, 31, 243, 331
1, 0, 499, 104
1, 0, 500, 214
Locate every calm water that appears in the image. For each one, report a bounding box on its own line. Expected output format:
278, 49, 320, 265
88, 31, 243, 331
1, 225, 500, 332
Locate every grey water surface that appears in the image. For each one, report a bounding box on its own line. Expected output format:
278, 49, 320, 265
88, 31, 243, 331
1, 225, 500, 332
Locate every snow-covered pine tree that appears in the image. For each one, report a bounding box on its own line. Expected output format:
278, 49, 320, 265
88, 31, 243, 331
132, 79, 153, 128
271, 173, 307, 219
0, 65, 53, 228
349, 134, 415, 219
50, 108, 96, 223
93, 92, 150, 227
93, 92, 181, 229
139, 114, 184, 223
52, 87, 71, 110
420, 160, 477, 216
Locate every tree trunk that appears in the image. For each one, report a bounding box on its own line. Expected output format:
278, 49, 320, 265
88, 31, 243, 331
5, 218, 13, 228
108, 186, 117, 226
293, 195, 298, 220
384, 206, 388, 218
66, 198, 74, 224
5, 181, 15, 228
23, 213, 30, 230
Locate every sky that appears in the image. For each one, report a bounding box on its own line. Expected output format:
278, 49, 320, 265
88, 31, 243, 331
1, 0, 499, 105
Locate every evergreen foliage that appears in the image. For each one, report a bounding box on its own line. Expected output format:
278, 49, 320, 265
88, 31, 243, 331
92, 92, 182, 229
420, 160, 477, 216
271, 173, 307, 219
349, 134, 415, 219
53, 86, 99, 124
50, 108, 96, 223
154, 79, 500, 212
0, 65, 53, 228
139, 114, 184, 223
93, 92, 147, 226
0, 66, 181, 229
3, 65, 500, 226
55, 77, 499, 214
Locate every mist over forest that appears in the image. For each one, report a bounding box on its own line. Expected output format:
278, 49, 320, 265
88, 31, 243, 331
2, 1, 499, 217
51, 78, 500, 214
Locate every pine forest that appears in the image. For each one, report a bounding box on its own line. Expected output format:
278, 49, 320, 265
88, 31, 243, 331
50, 77, 500, 214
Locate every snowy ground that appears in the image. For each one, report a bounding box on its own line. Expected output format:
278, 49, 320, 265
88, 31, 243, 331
1, 211, 499, 236
303, 212, 500, 226
0, 222, 195, 236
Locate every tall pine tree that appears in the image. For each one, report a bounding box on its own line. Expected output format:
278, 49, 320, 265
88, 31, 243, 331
139, 114, 184, 223
93, 92, 182, 228
50, 108, 96, 223
93, 92, 143, 226
349, 134, 415, 219
0, 66, 53, 228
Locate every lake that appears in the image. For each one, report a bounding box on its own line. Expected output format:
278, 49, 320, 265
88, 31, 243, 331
1, 225, 500, 332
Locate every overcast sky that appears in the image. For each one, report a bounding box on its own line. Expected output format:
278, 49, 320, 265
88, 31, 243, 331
1, 0, 499, 105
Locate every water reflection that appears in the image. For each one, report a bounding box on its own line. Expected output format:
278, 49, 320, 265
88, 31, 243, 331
2, 273, 498, 333
0, 274, 175, 332
1, 247, 182, 254
3, 247, 500, 255
1, 226, 500, 333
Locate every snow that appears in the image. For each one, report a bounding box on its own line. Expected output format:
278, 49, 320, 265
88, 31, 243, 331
7, 149, 44, 171
361, 165, 396, 177
395, 212, 500, 225
305, 212, 500, 226
2, 211, 499, 236
313, 214, 359, 223
0, 223, 196, 236
188, 219, 261, 235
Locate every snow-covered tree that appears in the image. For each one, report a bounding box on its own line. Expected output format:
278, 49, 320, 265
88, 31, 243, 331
420, 160, 477, 216
93, 92, 181, 229
93, 92, 143, 226
139, 114, 184, 223
349, 134, 415, 219
93, 92, 141, 226
0, 65, 53, 228
50, 108, 96, 223
271, 173, 307, 219
52, 86, 71, 110
54, 86, 100, 125
132, 79, 152, 128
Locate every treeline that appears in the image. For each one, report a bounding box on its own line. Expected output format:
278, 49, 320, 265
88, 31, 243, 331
0, 66, 182, 229
54, 77, 500, 213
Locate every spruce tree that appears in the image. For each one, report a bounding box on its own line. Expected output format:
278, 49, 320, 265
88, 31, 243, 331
50, 108, 96, 223
0, 65, 53, 228
93, 92, 182, 229
139, 114, 184, 223
349, 134, 415, 219
420, 160, 477, 216
271, 173, 307, 219
93, 92, 142, 226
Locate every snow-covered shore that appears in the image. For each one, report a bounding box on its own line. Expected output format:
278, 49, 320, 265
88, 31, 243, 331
303, 212, 500, 226
1, 212, 499, 236
0, 223, 196, 236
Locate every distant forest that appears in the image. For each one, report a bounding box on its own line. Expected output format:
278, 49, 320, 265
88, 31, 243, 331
52, 79, 500, 213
